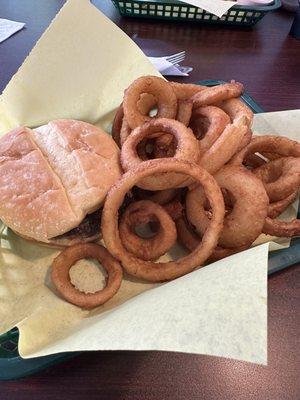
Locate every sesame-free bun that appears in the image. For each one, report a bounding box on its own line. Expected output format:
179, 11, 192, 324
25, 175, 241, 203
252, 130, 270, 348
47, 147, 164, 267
0, 120, 121, 243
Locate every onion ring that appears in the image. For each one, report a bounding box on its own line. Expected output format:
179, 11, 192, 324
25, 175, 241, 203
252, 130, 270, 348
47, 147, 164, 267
120, 94, 158, 147
244, 151, 285, 169
170, 82, 206, 100
175, 215, 200, 251
237, 128, 253, 151
121, 118, 200, 190
252, 157, 300, 202
170, 83, 206, 126
137, 93, 157, 115
119, 200, 177, 261
176, 216, 248, 262
138, 139, 157, 161
123, 88, 178, 158
208, 245, 249, 262
219, 98, 253, 127
244, 153, 266, 168
190, 106, 230, 155
120, 117, 132, 146
134, 187, 180, 205
192, 82, 244, 108
198, 119, 248, 175
261, 152, 282, 161
120, 119, 155, 161
186, 165, 269, 248
149, 200, 183, 233
189, 115, 210, 140
111, 103, 124, 147
101, 159, 225, 282
51, 243, 123, 309
163, 200, 184, 221
123, 76, 177, 129
153, 100, 192, 158
263, 216, 300, 237
177, 99, 193, 126
153, 134, 176, 158
268, 191, 298, 218
112, 94, 157, 148
229, 135, 300, 166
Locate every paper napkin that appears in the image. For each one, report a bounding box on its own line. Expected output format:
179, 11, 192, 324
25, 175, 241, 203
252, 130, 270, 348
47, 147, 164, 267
0, 19, 25, 44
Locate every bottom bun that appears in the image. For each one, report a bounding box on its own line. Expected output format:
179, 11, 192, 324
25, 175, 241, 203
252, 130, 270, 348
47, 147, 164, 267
13, 231, 101, 249
12, 210, 102, 249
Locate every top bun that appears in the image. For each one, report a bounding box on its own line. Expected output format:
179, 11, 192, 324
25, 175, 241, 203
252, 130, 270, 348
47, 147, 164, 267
0, 120, 121, 242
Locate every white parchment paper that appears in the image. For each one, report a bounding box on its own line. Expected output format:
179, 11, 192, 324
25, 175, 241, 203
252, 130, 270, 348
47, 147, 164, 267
22, 244, 268, 364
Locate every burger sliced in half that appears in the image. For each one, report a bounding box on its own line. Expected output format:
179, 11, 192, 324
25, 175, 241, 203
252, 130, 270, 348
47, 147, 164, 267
0, 119, 122, 247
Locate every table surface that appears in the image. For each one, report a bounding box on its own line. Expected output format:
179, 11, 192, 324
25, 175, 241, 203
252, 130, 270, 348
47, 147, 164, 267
0, 1, 299, 399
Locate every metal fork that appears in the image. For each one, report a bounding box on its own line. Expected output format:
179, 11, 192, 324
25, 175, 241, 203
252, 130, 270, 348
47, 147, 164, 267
166, 52, 192, 75
148, 51, 191, 75
165, 51, 186, 65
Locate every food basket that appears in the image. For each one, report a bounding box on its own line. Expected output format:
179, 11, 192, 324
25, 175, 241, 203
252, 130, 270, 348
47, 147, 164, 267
0, 80, 299, 380
111, 0, 281, 27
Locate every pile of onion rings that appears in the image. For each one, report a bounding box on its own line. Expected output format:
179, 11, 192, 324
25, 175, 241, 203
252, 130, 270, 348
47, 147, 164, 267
52, 76, 300, 307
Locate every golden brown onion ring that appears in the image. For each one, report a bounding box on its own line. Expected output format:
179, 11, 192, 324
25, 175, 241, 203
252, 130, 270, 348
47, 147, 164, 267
121, 118, 200, 190
229, 135, 300, 166
51, 243, 123, 309
119, 118, 149, 161
186, 166, 269, 248
112, 94, 157, 148
119, 118, 153, 161
163, 200, 184, 221
192, 82, 243, 108
176, 216, 248, 262
123, 76, 177, 129
176, 215, 201, 252
153, 100, 193, 157
237, 128, 253, 152
123, 88, 178, 158
170, 83, 205, 126
263, 217, 300, 237
101, 159, 225, 282
176, 99, 193, 126
153, 133, 176, 158
170, 82, 206, 100
120, 117, 132, 146
243, 153, 266, 168
119, 94, 158, 147
208, 244, 249, 262
134, 187, 180, 205
137, 92, 157, 115
189, 115, 210, 140
261, 152, 282, 161
252, 157, 300, 202
268, 191, 298, 218
111, 103, 124, 147
149, 200, 183, 234
219, 98, 253, 127
191, 106, 230, 155
119, 200, 177, 261
199, 119, 248, 175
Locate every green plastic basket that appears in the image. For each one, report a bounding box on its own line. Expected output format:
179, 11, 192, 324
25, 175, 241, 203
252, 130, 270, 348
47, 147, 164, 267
111, 0, 281, 27
0, 80, 299, 380
0, 328, 76, 380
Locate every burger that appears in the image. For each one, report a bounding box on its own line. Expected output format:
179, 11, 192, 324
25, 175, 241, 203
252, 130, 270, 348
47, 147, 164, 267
0, 119, 122, 247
